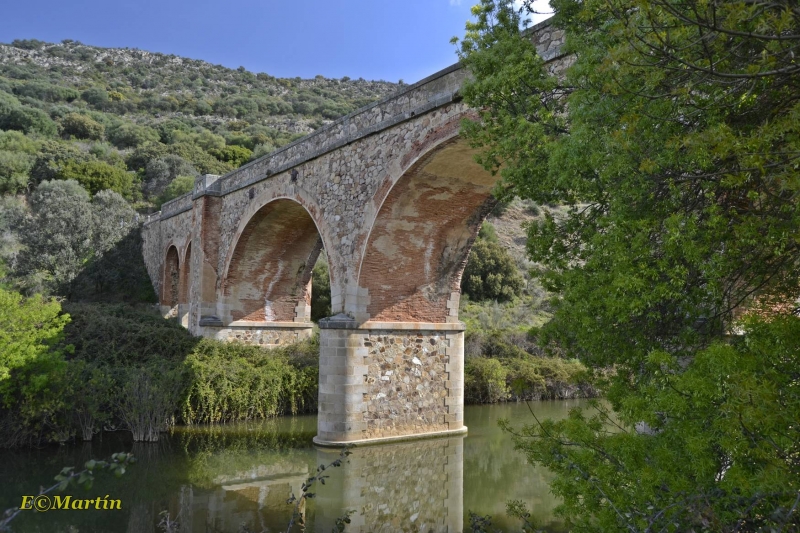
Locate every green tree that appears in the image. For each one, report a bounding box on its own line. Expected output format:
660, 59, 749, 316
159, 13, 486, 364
60, 112, 105, 140
107, 122, 160, 149
158, 174, 195, 205
455, 0, 800, 530
461, 222, 524, 302
209, 144, 252, 167
0, 286, 69, 398
0, 149, 35, 193
15, 180, 94, 296
0, 105, 58, 136
56, 159, 134, 197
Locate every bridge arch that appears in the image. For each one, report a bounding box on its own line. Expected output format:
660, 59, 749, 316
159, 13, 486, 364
356, 134, 498, 323
220, 196, 329, 324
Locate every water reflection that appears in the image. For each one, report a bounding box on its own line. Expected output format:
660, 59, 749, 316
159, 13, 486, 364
0, 401, 589, 532
314, 437, 463, 533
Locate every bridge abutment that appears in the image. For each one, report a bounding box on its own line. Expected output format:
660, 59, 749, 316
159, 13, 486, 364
314, 316, 466, 446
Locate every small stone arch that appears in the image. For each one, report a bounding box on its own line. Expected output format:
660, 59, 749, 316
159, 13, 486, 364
162, 245, 180, 309
221, 198, 328, 324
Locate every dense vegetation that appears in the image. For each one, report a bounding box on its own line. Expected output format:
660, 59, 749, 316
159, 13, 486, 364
456, 0, 800, 531
0, 297, 319, 447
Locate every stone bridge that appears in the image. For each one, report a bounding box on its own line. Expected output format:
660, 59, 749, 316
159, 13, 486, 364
142, 20, 567, 446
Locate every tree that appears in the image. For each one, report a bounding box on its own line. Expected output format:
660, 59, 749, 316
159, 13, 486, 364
461, 222, 524, 302
455, 0, 800, 530
56, 159, 134, 198
15, 180, 94, 296
0, 286, 69, 400
144, 154, 198, 199
0, 105, 58, 136
107, 122, 160, 149
60, 112, 105, 140
157, 175, 195, 205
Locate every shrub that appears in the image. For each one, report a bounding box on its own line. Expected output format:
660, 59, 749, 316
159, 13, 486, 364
57, 159, 133, 197
182, 338, 317, 424
0, 150, 34, 194
465, 357, 508, 403
61, 112, 105, 140
461, 223, 524, 302
158, 175, 195, 205
107, 122, 160, 149
115, 362, 186, 442
0, 105, 58, 136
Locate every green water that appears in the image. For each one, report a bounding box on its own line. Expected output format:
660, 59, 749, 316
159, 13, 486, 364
0, 400, 590, 533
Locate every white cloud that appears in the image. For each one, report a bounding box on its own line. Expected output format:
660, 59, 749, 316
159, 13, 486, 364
514, 0, 553, 24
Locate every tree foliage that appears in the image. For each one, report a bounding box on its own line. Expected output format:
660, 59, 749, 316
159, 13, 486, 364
455, 0, 800, 530
461, 222, 525, 302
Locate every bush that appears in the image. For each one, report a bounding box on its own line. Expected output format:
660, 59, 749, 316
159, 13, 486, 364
115, 362, 186, 442
158, 175, 194, 205
182, 338, 317, 424
56, 159, 133, 197
0, 105, 58, 136
61, 113, 105, 140
208, 144, 252, 167
465, 357, 508, 403
461, 223, 524, 302
0, 150, 35, 193
107, 122, 160, 149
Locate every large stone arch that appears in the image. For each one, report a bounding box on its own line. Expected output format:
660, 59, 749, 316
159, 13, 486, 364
162, 245, 181, 310
220, 198, 327, 324
356, 136, 497, 323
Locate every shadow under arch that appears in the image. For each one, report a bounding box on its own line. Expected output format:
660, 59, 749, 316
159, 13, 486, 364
162, 245, 180, 309
220, 198, 328, 324
357, 136, 498, 323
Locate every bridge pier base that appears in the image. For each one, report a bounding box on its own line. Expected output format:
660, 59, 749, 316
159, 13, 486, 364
195, 321, 315, 346
314, 316, 466, 446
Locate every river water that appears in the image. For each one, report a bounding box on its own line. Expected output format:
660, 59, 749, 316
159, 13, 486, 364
0, 400, 590, 533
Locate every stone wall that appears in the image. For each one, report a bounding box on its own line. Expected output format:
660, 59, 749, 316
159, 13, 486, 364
198, 323, 314, 346
316, 322, 465, 444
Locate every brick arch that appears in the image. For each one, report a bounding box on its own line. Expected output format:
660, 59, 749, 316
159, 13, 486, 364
356, 136, 498, 323
178, 242, 192, 304
162, 245, 180, 308
221, 198, 326, 323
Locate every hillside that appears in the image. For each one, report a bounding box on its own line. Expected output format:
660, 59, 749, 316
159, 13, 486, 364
0, 38, 400, 209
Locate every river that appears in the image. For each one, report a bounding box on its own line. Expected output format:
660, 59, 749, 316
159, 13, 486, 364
0, 400, 591, 533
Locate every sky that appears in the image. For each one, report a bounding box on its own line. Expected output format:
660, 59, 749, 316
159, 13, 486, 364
0, 0, 552, 84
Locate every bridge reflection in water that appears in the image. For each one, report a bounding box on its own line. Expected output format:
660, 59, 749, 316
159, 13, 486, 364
168, 435, 465, 533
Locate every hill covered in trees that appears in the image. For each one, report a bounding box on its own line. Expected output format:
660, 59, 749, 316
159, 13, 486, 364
0, 38, 400, 203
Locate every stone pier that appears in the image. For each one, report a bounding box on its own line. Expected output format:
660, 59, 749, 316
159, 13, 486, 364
314, 316, 466, 445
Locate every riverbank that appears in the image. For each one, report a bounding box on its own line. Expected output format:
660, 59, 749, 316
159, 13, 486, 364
0, 302, 596, 449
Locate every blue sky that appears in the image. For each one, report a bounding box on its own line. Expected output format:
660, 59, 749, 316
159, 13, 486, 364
0, 0, 551, 84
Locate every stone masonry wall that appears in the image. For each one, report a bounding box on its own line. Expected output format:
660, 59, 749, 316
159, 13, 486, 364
317, 325, 465, 443
200, 325, 313, 346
